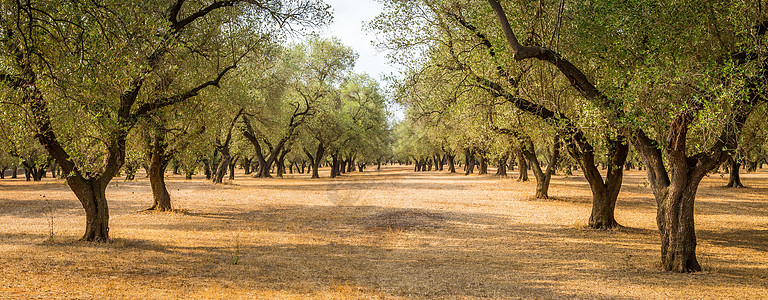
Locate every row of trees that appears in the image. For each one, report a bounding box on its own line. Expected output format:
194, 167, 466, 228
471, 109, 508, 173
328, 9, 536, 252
371, 0, 768, 273
0, 1, 390, 243
3, 0, 767, 275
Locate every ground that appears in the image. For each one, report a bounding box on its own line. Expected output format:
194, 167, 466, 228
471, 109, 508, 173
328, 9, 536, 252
1, 165, 767, 299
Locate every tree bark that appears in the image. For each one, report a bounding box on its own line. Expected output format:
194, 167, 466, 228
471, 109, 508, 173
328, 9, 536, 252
276, 148, 291, 178
340, 159, 347, 174
516, 150, 528, 181
478, 153, 488, 175
657, 178, 702, 272
242, 157, 252, 175
447, 155, 456, 173
495, 153, 508, 176
69, 177, 110, 242
228, 156, 238, 181
148, 137, 172, 211
202, 159, 212, 180
311, 143, 324, 179
330, 153, 340, 178
570, 137, 627, 229
213, 109, 243, 184
212, 154, 229, 184
726, 156, 744, 188
464, 149, 475, 175
241, 115, 271, 178
347, 156, 355, 173
629, 123, 732, 273
520, 137, 561, 199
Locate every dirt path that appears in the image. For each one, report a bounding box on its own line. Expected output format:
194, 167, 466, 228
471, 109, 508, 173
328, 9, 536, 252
1, 165, 767, 299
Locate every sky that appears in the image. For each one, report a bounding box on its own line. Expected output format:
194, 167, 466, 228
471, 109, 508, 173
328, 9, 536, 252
317, 0, 405, 121
318, 0, 396, 81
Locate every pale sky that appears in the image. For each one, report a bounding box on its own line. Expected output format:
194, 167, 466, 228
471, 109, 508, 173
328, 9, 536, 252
319, 0, 397, 81
318, 0, 405, 121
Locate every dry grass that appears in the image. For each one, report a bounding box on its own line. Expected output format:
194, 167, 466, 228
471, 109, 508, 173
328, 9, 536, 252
1, 165, 767, 299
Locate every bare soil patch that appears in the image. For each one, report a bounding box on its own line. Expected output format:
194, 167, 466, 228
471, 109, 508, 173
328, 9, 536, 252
1, 166, 767, 299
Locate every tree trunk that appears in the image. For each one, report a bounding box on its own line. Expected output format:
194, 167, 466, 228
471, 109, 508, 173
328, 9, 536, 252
447, 155, 456, 173
726, 157, 744, 188
213, 155, 229, 184
33, 168, 45, 181
340, 159, 347, 174
330, 153, 340, 178
311, 143, 324, 179
516, 150, 528, 181
212, 109, 243, 184
657, 180, 702, 272
243, 157, 252, 175
241, 115, 271, 178
495, 153, 508, 176
629, 126, 711, 273
573, 138, 627, 229
228, 156, 238, 181
347, 157, 355, 173
478, 154, 488, 175
202, 159, 212, 180
69, 177, 110, 242
148, 144, 172, 212
276, 148, 290, 178
521, 137, 560, 199
464, 149, 475, 175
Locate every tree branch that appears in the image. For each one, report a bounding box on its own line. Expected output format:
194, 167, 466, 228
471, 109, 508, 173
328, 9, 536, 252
130, 64, 237, 122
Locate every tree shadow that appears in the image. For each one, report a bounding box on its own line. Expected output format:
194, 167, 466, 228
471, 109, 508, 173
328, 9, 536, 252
0, 198, 78, 217
699, 228, 768, 254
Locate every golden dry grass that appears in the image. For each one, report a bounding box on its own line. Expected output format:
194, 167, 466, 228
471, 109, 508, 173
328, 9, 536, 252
1, 165, 767, 299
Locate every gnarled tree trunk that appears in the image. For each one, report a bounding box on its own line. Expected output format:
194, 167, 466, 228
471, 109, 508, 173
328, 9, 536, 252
213, 109, 243, 184
726, 157, 744, 188
478, 153, 488, 174
69, 177, 110, 242
521, 136, 560, 199
495, 153, 508, 176
311, 143, 324, 179
464, 149, 475, 175
657, 178, 702, 272
447, 154, 456, 173
330, 153, 340, 178
516, 150, 528, 181
148, 132, 172, 211
228, 156, 239, 181
573, 137, 627, 229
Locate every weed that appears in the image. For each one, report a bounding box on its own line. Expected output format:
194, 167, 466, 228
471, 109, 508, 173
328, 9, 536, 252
42, 194, 54, 242
231, 233, 241, 265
